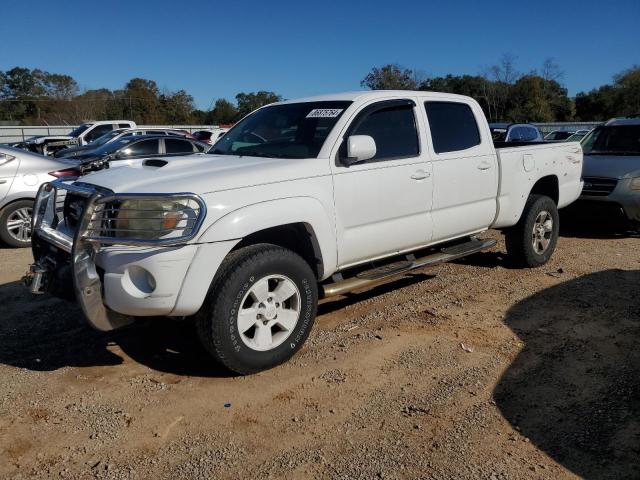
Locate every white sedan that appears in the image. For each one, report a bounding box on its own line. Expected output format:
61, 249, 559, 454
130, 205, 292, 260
0, 146, 80, 247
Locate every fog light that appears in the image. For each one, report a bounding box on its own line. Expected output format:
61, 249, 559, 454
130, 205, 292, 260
121, 266, 156, 298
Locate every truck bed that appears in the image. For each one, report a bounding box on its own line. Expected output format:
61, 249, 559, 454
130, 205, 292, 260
491, 141, 584, 229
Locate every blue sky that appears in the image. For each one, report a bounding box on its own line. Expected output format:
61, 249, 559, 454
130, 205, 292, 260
1, 0, 638, 109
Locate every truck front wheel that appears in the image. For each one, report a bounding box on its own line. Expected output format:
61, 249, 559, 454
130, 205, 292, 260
196, 244, 318, 375
505, 194, 559, 268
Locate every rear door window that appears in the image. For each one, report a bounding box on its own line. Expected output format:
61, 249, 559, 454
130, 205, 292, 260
424, 102, 481, 154
165, 138, 196, 154
122, 139, 160, 156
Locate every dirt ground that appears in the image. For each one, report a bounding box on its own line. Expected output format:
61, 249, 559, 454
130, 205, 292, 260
0, 222, 639, 480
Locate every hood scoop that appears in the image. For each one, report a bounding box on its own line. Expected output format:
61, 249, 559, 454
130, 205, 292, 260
143, 158, 168, 168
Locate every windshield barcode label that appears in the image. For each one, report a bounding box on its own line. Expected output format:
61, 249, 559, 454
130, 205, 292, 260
306, 109, 343, 118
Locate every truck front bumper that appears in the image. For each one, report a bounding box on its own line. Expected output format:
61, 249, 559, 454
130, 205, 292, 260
28, 180, 233, 332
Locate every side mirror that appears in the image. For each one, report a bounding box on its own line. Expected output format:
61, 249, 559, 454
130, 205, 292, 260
344, 135, 376, 165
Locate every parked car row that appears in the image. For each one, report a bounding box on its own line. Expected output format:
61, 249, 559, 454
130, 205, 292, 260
54, 127, 194, 158
14, 120, 137, 156
489, 124, 594, 144
544, 129, 592, 141
10, 121, 229, 157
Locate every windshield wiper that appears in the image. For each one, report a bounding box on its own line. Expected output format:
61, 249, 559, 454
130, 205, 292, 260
236, 150, 280, 158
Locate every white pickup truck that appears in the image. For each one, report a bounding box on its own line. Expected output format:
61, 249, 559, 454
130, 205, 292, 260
28, 91, 583, 374
18, 120, 137, 156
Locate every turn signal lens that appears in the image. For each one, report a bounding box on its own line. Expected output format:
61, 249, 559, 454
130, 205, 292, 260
162, 211, 181, 230
630, 177, 640, 191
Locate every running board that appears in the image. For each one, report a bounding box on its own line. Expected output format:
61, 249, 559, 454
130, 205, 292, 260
322, 238, 496, 298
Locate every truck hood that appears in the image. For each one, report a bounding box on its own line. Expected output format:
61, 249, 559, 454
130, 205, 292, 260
26, 135, 73, 145
582, 154, 640, 179
78, 153, 324, 195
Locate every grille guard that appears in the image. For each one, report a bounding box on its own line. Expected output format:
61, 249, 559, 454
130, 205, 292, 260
31, 178, 207, 331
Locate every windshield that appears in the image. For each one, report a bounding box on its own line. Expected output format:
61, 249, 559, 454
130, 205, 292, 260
68, 123, 92, 137
490, 128, 507, 142
211, 101, 352, 159
92, 129, 125, 146
565, 132, 586, 142
92, 136, 135, 154
582, 125, 640, 155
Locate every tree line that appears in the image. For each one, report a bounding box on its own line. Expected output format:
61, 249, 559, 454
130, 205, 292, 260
0, 67, 282, 126
1, 58, 638, 126
361, 56, 640, 122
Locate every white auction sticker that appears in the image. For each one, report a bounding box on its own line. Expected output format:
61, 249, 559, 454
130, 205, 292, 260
306, 109, 344, 118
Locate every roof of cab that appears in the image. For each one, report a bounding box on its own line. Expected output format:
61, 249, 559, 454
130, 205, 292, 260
277, 90, 474, 105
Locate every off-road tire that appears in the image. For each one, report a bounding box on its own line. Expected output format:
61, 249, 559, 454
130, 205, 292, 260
196, 244, 318, 375
505, 194, 559, 268
0, 200, 34, 248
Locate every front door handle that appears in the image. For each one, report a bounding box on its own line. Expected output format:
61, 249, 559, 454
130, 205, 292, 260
477, 161, 492, 170
410, 170, 430, 180
0, 179, 7, 184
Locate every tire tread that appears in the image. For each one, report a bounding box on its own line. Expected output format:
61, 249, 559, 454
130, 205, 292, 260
196, 243, 316, 374
505, 194, 559, 268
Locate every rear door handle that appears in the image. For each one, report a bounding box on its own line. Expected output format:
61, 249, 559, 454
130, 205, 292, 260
0, 179, 7, 184
477, 161, 492, 170
410, 170, 430, 180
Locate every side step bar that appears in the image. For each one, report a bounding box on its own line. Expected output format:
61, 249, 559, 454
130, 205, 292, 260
322, 237, 496, 298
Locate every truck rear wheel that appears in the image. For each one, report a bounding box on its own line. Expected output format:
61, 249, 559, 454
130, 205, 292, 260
505, 194, 559, 268
196, 244, 318, 375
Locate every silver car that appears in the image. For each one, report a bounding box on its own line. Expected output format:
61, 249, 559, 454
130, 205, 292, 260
579, 117, 640, 225
0, 146, 80, 247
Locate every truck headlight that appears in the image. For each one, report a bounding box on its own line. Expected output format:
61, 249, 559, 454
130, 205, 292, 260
630, 177, 640, 191
113, 198, 201, 240
86, 195, 206, 244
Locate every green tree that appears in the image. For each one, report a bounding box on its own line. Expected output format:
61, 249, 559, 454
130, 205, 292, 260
361, 64, 419, 90
1, 67, 46, 98
122, 78, 162, 123
235, 91, 281, 118
575, 66, 640, 120
613, 66, 640, 116
160, 89, 196, 123
574, 87, 616, 121
506, 75, 554, 122
420, 74, 503, 120
206, 98, 238, 124
44, 73, 78, 99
